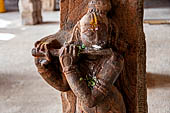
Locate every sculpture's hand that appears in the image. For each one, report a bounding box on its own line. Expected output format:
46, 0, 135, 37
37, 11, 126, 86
34, 53, 51, 68
34, 36, 61, 57
33, 40, 52, 68
59, 44, 79, 70
35, 40, 50, 57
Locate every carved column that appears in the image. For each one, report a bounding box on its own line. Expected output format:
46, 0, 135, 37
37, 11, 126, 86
41, 0, 56, 11
18, 0, 42, 25
32, 0, 147, 112
60, 0, 147, 113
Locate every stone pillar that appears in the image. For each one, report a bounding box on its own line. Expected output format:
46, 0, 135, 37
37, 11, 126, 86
18, 0, 42, 25
41, 0, 56, 11
60, 0, 148, 113
32, 0, 147, 112
56, 0, 60, 10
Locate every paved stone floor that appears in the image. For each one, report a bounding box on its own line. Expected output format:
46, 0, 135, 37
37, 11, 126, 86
0, 2, 170, 113
144, 0, 170, 113
0, 11, 62, 113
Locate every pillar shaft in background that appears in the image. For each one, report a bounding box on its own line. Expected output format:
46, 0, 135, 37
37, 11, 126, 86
18, 0, 42, 25
41, 0, 56, 11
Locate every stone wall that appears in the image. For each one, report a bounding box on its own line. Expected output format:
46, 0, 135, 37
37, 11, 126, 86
5, 0, 19, 11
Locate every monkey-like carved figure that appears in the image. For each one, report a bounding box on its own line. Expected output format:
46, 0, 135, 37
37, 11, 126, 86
32, 0, 126, 113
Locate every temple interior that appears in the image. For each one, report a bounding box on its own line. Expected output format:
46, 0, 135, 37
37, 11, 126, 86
0, 0, 170, 113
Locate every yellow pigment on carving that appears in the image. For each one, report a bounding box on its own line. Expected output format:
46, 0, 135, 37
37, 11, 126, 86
90, 13, 98, 31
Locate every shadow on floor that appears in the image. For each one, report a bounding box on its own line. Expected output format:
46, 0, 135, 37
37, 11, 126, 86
0, 73, 22, 90
41, 21, 60, 25
0, 72, 39, 90
144, 0, 170, 8
147, 72, 170, 88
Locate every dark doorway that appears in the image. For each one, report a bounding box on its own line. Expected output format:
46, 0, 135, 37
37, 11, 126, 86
5, 0, 19, 11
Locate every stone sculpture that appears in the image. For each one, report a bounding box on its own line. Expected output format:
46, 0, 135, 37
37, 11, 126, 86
32, 0, 147, 113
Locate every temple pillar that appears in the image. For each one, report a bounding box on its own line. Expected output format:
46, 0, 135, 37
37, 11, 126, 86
18, 0, 42, 25
41, 0, 56, 11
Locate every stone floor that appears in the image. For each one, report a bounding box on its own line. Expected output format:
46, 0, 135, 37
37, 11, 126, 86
144, 0, 170, 113
0, 2, 170, 113
0, 11, 62, 113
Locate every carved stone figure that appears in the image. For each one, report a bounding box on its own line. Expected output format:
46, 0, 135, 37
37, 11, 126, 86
32, 0, 147, 113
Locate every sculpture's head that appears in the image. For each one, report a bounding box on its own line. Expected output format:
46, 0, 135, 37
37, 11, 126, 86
79, 12, 109, 49
69, 0, 114, 49
88, 0, 112, 14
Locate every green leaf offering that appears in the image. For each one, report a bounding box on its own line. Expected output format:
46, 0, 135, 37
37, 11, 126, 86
81, 44, 86, 49
79, 77, 83, 81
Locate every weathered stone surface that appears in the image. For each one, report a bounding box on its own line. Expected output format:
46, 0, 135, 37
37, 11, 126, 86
32, 0, 147, 112
18, 0, 42, 25
41, 0, 56, 11
59, 0, 147, 113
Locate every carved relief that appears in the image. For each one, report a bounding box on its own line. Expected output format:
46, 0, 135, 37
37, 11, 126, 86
31, 0, 147, 113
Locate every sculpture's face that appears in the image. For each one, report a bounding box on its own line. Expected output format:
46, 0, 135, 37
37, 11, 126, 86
80, 13, 108, 49
88, 0, 111, 13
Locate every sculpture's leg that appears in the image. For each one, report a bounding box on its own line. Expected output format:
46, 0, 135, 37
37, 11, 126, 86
18, 0, 42, 25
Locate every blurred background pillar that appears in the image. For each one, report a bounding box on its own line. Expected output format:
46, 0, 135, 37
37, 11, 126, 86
41, 0, 56, 11
0, 0, 6, 13
18, 0, 42, 25
56, 0, 60, 10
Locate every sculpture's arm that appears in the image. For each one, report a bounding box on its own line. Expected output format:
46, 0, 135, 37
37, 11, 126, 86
97, 52, 124, 83
90, 53, 124, 106
35, 57, 70, 92
59, 45, 124, 107
33, 35, 70, 92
